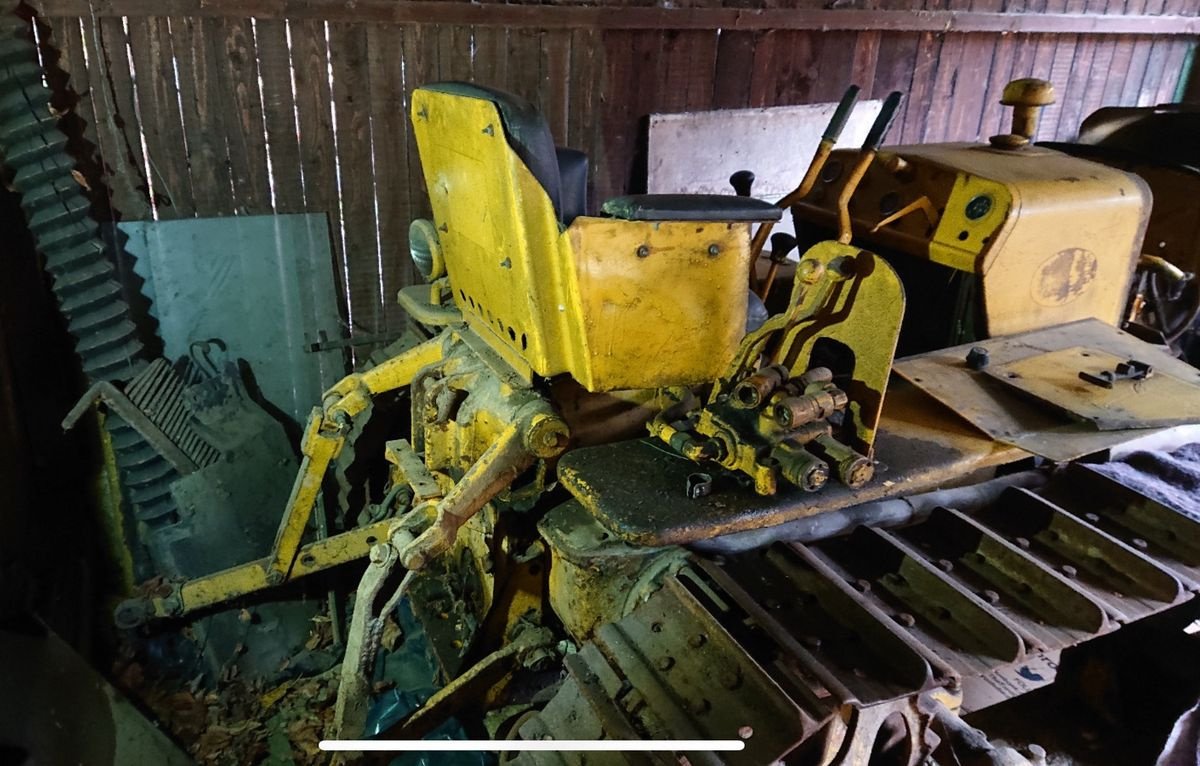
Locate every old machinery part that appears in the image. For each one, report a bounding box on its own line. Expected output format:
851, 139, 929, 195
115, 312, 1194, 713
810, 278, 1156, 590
650, 233, 904, 495
0, 9, 181, 549
792, 77, 1151, 350
837, 90, 904, 245
61, 358, 222, 475
520, 458, 1200, 764
1078, 357, 1153, 389
998, 77, 1056, 142
749, 83, 862, 281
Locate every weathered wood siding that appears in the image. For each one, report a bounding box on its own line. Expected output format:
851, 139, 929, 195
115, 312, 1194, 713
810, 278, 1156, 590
24, 0, 1200, 346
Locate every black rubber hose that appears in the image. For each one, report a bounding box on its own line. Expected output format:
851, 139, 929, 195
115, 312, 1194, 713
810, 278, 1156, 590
692, 469, 1048, 554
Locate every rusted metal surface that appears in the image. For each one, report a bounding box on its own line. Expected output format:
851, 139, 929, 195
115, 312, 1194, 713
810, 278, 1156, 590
985, 347, 1200, 431
522, 460, 1200, 763
894, 319, 1200, 461
559, 381, 1022, 547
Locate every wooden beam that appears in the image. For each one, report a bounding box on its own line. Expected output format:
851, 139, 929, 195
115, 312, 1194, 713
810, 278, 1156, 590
30, 2, 1200, 35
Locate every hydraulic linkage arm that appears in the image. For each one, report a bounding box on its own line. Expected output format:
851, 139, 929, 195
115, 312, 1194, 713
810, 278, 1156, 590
113, 336, 447, 628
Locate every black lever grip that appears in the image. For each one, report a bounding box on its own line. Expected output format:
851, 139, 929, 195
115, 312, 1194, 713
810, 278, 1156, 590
730, 170, 756, 197
822, 84, 861, 143
863, 91, 904, 151
769, 232, 797, 262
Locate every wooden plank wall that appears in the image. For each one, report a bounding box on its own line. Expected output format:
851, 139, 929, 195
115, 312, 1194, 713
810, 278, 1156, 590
27, 1, 1199, 351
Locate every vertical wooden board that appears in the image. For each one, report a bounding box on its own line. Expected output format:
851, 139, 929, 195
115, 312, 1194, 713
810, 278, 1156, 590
91, 16, 150, 219
683, 31, 719, 112
1120, 0, 1160, 105
597, 30, 636, 202
849, 31, 881, 100
366, 24, 415, 326
255, 19, 304, 213
1043, 0, 1087, 139
289, 19, 347, 319
568, 27, 602, 208
437, 24, 473, 83
472, 27, 510, 92
1137, 0, 1179, 106
946, 0, 1001, 142
507, 27, 542, 106
659, 30, 696, 115
899, 0, 948, 144
978, 0, 1026, 140
127, 17, 194, 218
747, 30, 779, 107
920, 34, 966, 142
174, 16, 233, 217
871, 30, 921, 119
328, 22, 383, 337
712, 31, 756, 110
810, 31, 858, 105
42, 17, 103, 196
1078, 0, 1126, 121
212, 17, 270, 214
290, 20, 335, 214
1151, 0, 1195, 104
542, 30, 572, 142
404, 25, 438, 220
1105, 0, 1145, 105
899, 31, 941, 143
1155, 39, 1191, 104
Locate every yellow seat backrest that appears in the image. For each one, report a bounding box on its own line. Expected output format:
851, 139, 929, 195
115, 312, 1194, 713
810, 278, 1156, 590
411, 85, 753, 392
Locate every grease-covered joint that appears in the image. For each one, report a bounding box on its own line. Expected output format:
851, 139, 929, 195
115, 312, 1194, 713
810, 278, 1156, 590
732, 363, 790, 409
523, 409, 571, 458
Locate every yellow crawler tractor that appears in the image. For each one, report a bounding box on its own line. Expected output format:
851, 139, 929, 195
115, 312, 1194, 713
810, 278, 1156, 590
119, 78, 1200, 763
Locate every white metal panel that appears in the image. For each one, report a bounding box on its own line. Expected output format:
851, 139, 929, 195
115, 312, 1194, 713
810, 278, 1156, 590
647, 99, 884, 200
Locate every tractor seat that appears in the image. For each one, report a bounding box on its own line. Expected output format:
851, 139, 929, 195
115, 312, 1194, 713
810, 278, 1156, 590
422, 82, 587, 226
602, 194, 783, 223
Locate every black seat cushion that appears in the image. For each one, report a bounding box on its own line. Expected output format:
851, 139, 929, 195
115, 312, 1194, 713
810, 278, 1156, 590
425, 82, 563, 219
601, 194, 783, 223
556, 147, 589, 225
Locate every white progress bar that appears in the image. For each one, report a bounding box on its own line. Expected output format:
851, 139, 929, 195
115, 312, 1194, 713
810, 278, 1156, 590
319, 740, 746, 752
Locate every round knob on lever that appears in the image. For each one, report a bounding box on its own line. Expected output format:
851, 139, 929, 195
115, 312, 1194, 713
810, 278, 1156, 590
769, 232, 797, 263
730, 170, 756, 197
999, 78, 1056, 141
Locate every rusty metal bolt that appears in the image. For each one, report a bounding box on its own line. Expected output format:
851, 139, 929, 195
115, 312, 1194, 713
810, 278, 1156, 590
966, 346, 990, 370
719, 669, 741, 690
656, 656, 675, 672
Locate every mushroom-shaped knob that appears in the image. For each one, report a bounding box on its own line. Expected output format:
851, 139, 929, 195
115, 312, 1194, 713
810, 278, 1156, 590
1001, 78, 1056, 140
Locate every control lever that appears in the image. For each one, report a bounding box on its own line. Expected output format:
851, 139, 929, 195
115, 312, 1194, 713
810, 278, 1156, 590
759, 232, 798, 300
730, 170, 756, 197
750, 84, 861, 293
837, 91, 902, 245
